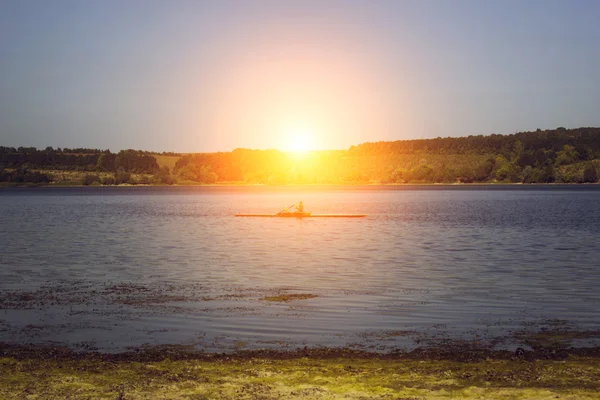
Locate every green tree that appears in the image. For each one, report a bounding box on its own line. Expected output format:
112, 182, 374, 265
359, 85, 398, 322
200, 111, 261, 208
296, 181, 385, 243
494, 155, 512, 181
82, 174, 100, 185
555, 145, 578, 166
197, 166, 218, 183
115, 169, 132, 185
154, 166, 176, 185
521, 166, 533, 183
511, 140, 524, 163
583, 164, 598, 183
475, 158, 495, 181
410, 164, 433, 182
96, 153, 116, 171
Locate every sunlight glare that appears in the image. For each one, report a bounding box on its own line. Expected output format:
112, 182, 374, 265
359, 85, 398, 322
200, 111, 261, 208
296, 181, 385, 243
285, 129, 315, 153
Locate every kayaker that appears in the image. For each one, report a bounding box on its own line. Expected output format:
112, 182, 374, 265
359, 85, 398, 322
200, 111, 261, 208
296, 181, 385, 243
297, 201, 304, 212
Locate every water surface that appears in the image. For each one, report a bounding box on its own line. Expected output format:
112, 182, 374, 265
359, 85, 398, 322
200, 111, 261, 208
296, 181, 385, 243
1, 186, 599, 352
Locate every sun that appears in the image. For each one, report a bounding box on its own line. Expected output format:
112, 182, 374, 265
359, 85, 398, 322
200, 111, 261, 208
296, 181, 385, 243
284, 129, 315, 153
288, 135, 311, 152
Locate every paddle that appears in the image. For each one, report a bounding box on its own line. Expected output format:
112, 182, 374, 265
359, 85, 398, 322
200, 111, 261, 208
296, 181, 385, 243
275, 203, 297, 216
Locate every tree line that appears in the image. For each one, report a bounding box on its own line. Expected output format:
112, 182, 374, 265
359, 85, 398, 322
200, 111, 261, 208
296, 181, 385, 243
1, 127, 599, 185
172, 127, 600, 184
0, 148, 172, 185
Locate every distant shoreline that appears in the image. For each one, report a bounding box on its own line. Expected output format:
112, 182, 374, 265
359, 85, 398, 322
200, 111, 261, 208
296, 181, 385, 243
2, 182, 600, 191
4, 128, 600, 186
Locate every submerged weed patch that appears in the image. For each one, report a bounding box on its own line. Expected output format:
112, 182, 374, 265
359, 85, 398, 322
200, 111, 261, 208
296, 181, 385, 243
261, 293, 318, 302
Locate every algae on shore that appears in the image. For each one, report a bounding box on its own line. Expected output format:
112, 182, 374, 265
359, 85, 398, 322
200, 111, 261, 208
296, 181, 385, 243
1, 354, 599, 399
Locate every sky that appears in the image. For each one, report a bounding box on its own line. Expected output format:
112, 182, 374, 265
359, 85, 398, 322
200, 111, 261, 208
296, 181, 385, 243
1, 0, 599, 153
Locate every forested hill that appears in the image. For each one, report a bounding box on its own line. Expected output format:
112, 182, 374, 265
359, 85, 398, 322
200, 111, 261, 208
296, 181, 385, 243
352, 127, 600, 156
1, 127, 600, 185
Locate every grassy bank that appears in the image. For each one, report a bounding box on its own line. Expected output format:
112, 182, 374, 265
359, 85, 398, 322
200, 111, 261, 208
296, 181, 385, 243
1, 352, 599, 399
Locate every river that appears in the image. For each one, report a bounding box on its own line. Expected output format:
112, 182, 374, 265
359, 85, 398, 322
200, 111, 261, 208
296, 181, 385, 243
1, 185, 599, 352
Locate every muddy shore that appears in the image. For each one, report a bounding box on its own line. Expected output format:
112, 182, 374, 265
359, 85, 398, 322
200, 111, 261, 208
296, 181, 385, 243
2, 339, 600, 363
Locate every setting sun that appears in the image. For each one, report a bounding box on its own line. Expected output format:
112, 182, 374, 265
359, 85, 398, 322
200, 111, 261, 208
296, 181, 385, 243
284, 129, 315, 152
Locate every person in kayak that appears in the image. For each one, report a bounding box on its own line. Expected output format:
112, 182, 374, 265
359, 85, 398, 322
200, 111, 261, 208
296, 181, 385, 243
297, 201, 304, 213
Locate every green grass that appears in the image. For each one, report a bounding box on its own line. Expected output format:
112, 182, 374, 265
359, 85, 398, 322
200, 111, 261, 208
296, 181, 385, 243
154, 155, 181, 171
1, 355, 599, 399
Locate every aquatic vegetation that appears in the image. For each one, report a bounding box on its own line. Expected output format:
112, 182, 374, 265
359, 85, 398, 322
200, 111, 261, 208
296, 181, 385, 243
1, 352, 599, 399
261, 293, 318, 302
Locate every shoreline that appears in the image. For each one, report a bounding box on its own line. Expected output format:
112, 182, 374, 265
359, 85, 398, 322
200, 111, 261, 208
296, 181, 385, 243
1, 343, 599, 399
2, 182, 600, 190
2, 341, 600, 362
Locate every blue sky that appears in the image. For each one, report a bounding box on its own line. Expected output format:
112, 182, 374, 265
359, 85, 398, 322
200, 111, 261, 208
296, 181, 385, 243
1, 0, 599, 152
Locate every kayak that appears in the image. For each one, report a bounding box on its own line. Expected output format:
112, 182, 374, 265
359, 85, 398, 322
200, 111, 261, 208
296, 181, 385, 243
235, 212, 366, 218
